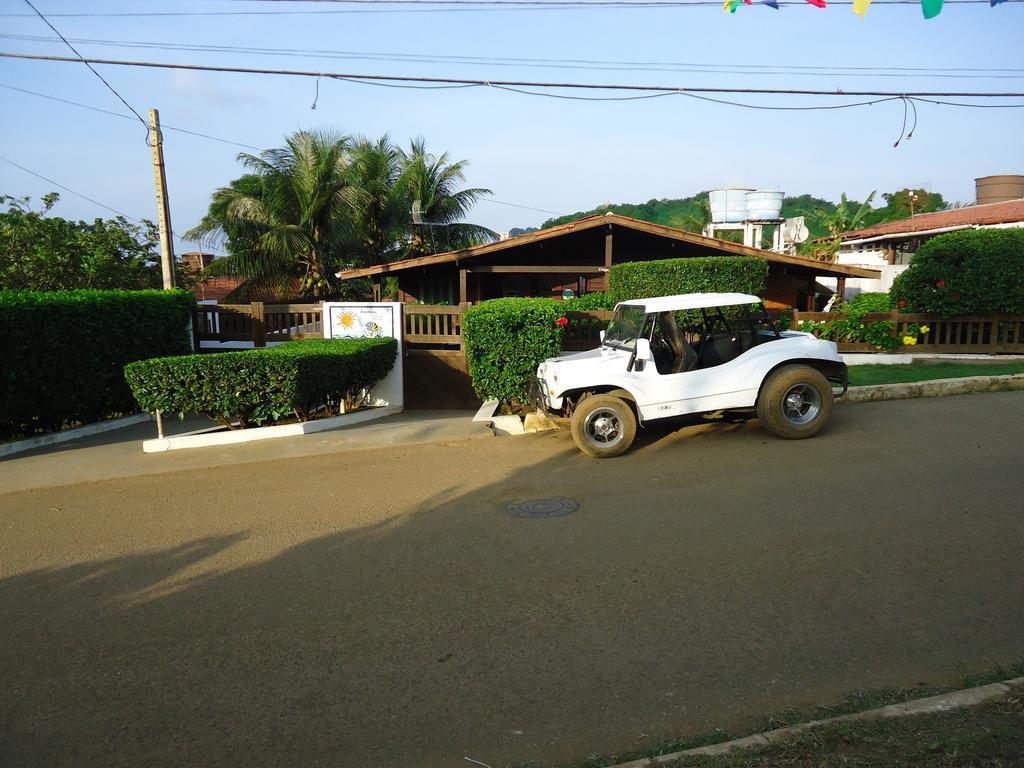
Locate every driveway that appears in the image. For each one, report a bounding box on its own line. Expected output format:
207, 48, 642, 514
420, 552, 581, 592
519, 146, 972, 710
2, 393, 1023, 767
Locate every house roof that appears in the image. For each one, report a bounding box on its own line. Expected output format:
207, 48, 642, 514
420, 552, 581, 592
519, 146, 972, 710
193, 276, 247, 302
336, 212, 879, 280
838, 198, 1024, 242
620, 292, 763, 312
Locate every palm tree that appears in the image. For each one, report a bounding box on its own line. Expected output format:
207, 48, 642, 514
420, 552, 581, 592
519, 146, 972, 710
399, 138, 496, 257
346, 135, 407, 266
186, 130, 355, 297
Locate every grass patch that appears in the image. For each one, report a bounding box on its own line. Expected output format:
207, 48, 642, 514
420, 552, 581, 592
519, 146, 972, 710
667, 692, 1024, 767
848, 361, 1024, 387
542, 662, 1024, 768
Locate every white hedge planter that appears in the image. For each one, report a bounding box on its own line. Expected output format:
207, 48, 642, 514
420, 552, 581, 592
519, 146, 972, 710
142, 405, 402, 453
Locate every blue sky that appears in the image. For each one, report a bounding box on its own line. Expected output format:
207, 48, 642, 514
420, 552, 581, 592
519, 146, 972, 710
1, 0, 1022, 247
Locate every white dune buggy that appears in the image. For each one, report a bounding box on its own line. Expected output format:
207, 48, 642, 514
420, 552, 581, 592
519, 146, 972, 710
532, 293, 848, 458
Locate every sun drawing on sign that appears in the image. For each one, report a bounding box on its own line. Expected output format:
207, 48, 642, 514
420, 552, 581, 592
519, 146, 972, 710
338, 311, 357, 330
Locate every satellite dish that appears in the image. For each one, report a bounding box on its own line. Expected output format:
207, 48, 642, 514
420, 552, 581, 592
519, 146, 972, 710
411, 199, 424, 225
783, 216, 809, 245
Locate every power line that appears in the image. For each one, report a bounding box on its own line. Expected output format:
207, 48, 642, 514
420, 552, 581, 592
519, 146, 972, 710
2, 82, 558, 221
0, 154, 226, 251
0, 83, 263, 150
3, 51, 1024, 98
0, 0, 1018, 14
19, 0, 151, 142
3, 32, 1022, 79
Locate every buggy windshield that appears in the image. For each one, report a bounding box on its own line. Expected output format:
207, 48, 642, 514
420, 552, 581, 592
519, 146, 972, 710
603, 305, 646, 350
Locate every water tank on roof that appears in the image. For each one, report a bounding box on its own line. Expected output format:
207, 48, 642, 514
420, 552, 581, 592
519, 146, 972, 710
745, 190, 784, 221
976, 175, 1024, 205
708, 188, 753, 223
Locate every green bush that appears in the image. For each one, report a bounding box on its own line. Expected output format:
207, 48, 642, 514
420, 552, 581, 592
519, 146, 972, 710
561, 291, 616, 311
463, 298, 565, 404
847, 291, 893, 313
0, 289, 194, 439
125, 338, 397, 428
891, 229, 1024, 315
608, 256, 768, 304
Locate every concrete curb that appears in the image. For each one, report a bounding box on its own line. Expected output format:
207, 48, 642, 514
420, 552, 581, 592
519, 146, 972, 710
142, 406, 402, 453
611, 675, 1024, 768
0, 413, 153, 460
844, 373, 1024, 403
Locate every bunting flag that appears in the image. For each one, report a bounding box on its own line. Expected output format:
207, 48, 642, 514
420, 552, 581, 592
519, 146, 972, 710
723, 0, 964, 16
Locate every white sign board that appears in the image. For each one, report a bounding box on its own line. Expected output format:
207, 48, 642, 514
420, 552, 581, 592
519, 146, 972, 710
323, 302, 403, 410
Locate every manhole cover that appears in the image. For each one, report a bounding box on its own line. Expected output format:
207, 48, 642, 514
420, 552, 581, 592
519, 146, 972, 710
505, 497, 579, 518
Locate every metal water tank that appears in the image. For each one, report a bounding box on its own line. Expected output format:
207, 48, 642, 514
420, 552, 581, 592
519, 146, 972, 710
975, 175, 1024, 205
708, 188, 753, 223
745, 190, 785, 220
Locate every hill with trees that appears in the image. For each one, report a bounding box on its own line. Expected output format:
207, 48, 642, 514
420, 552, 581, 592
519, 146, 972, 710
526, 188, 947, 242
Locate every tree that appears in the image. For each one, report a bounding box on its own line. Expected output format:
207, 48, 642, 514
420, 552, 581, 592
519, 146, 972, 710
189, 131, 496, 296
346, 135, 407, 266
0, 193, 167, 290
187, 131, 356, 298
814, 191, 877, 239
400, 138, 496, 257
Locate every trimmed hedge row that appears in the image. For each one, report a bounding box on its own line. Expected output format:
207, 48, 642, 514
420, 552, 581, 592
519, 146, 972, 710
0, 289, 194, 439
608, 256, 768, 304
891, 229, 1024, 315
463, 298, 565, 404
124, 338, 397, 428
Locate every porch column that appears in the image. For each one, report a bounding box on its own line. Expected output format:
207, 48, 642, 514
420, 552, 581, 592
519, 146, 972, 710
604, 227, 613, 269
806, 277, 815, 311
836, 277, 847, 303
459, 268, 468, 306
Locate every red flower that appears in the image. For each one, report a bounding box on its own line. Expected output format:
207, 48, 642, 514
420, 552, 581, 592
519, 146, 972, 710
556, 317, 568, 328
897, 299, 907, 308
936, 279, 946, 289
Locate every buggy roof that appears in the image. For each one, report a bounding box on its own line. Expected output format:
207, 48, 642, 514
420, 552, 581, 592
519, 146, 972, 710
617, 292, 763, 313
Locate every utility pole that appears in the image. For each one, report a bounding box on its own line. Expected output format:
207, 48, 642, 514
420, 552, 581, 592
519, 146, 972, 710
149, 108, 175, 289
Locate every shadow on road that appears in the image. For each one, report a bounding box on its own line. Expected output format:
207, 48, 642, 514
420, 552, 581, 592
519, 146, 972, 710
2, 395, 1023, 768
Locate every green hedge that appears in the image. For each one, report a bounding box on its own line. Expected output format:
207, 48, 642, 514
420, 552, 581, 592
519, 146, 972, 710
891, 229, 1024, 315
0, 289, 194, 439
608, 256, 768, 304
124, 338, 397, 428
463, 298, 565, 404
846, 291, 893, 313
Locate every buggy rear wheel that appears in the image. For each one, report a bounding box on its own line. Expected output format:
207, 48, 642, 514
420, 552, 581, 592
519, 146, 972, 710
756, 365, 833, 440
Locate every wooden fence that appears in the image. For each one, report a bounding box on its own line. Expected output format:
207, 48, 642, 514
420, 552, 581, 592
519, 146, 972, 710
403, 305, 463, 348
192, 302, 322, 349
791, 311, 1024, 354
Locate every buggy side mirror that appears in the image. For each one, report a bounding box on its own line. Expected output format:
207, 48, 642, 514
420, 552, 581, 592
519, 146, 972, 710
630, 338, 651, 372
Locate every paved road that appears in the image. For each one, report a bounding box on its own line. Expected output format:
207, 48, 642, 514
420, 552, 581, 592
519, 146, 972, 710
2, 393, 1023, 768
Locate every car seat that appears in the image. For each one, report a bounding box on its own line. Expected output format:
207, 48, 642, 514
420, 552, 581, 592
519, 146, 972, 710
659, 312, 698, 374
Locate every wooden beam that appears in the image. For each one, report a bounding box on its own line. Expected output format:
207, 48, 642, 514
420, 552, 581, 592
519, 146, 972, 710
836, 277, 847, 302
806, 278, 815, 311
604, 228, 613, 269
469, 265, 604, 274
458, 268, 467, 306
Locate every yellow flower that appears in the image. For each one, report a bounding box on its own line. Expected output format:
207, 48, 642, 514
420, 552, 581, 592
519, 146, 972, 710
919, 325, 930, 334
902, 335, 917, 346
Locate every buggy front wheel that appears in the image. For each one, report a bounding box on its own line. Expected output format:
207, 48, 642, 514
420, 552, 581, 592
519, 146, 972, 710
570, 395, 637, 458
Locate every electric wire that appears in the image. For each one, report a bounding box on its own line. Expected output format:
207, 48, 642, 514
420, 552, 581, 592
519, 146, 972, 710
3, 51, 1023, 98
19, 0, 151, 143
4, 33, 1021, 79
0, 0, 1019, 14
1, 83, 558, 220
0, 154, 223, 251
